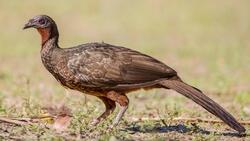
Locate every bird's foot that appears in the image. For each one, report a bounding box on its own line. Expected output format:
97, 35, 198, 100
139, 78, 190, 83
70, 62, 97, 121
108, 125, 114, 129
108, 121, 119, 129
108, 124, 116, 130
90, 118, 100, 126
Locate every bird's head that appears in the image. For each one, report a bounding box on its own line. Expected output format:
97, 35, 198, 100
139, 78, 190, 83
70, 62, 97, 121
23, 15, 59, 45
23, 15, 55, 29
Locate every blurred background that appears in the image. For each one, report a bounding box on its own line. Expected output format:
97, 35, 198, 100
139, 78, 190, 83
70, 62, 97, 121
0, 0, 250, 139
1, 0, 249, 91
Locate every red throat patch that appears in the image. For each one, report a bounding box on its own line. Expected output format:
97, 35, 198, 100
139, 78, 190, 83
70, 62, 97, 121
37, 28, 51, 45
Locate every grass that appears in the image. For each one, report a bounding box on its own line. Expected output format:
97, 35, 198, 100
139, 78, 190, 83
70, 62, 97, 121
0, 0, 250, 140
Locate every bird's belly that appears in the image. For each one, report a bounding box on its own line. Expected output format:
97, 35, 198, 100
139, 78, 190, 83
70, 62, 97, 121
51, 71, 105, 96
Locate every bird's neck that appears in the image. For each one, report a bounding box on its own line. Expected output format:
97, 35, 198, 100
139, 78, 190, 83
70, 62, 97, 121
37, 26, 59, 47
39, 26, 61, 75
40, 37, 58, 56
40, 36, 61, 71
40, 28, 60, 62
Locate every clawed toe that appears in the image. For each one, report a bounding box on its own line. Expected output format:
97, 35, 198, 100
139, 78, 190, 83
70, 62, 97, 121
90, 119, 100, 126
108, 124, 115, 129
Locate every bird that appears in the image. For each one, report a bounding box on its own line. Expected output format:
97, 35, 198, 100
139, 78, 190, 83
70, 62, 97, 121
23, 15, 245, 133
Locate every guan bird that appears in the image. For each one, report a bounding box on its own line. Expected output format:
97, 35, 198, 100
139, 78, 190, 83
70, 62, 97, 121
23, 15, 245, 133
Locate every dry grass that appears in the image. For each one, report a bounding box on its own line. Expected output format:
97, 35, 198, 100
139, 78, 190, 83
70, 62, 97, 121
0, 0, 250, 140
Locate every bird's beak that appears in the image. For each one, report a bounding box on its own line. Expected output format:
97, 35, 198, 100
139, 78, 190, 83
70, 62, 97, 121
23, 20, 35, 30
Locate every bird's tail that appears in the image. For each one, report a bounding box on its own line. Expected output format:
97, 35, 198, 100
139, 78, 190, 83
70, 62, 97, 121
159, 80, 245, 133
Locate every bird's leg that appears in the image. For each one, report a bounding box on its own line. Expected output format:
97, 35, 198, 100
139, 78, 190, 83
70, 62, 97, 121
106, 91, 129, 127
112, 104, 128, 127
90, 96, 116, 126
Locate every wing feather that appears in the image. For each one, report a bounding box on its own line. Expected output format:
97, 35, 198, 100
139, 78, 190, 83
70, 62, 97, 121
67, 43, 177, 88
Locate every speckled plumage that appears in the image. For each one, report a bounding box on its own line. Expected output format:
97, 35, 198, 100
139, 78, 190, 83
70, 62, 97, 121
24, 15, 245, 133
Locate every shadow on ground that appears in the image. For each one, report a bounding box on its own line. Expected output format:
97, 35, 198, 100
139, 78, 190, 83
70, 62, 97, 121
123, 123, 247, 138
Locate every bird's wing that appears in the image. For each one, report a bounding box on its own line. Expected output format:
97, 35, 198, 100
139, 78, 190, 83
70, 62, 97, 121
67, 43, 177, 88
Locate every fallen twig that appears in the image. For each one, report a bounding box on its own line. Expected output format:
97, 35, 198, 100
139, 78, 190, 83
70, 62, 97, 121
0, 116, 54, 125
0, 117, 29, 125
0, 105, 72, 132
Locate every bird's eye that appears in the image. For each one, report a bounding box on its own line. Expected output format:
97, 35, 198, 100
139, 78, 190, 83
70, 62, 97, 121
38, 19, 46, 25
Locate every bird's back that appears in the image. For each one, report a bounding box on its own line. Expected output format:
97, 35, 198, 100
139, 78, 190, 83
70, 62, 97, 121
61, 42, 177, 91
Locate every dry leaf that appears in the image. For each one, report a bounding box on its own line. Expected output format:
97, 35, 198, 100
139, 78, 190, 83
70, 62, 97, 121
42, 105, 73, 132
0, 105, 73, 132
53, 114, 72, 132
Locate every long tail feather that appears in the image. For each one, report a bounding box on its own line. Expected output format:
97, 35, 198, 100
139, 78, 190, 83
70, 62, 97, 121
160, 80, 245, 133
